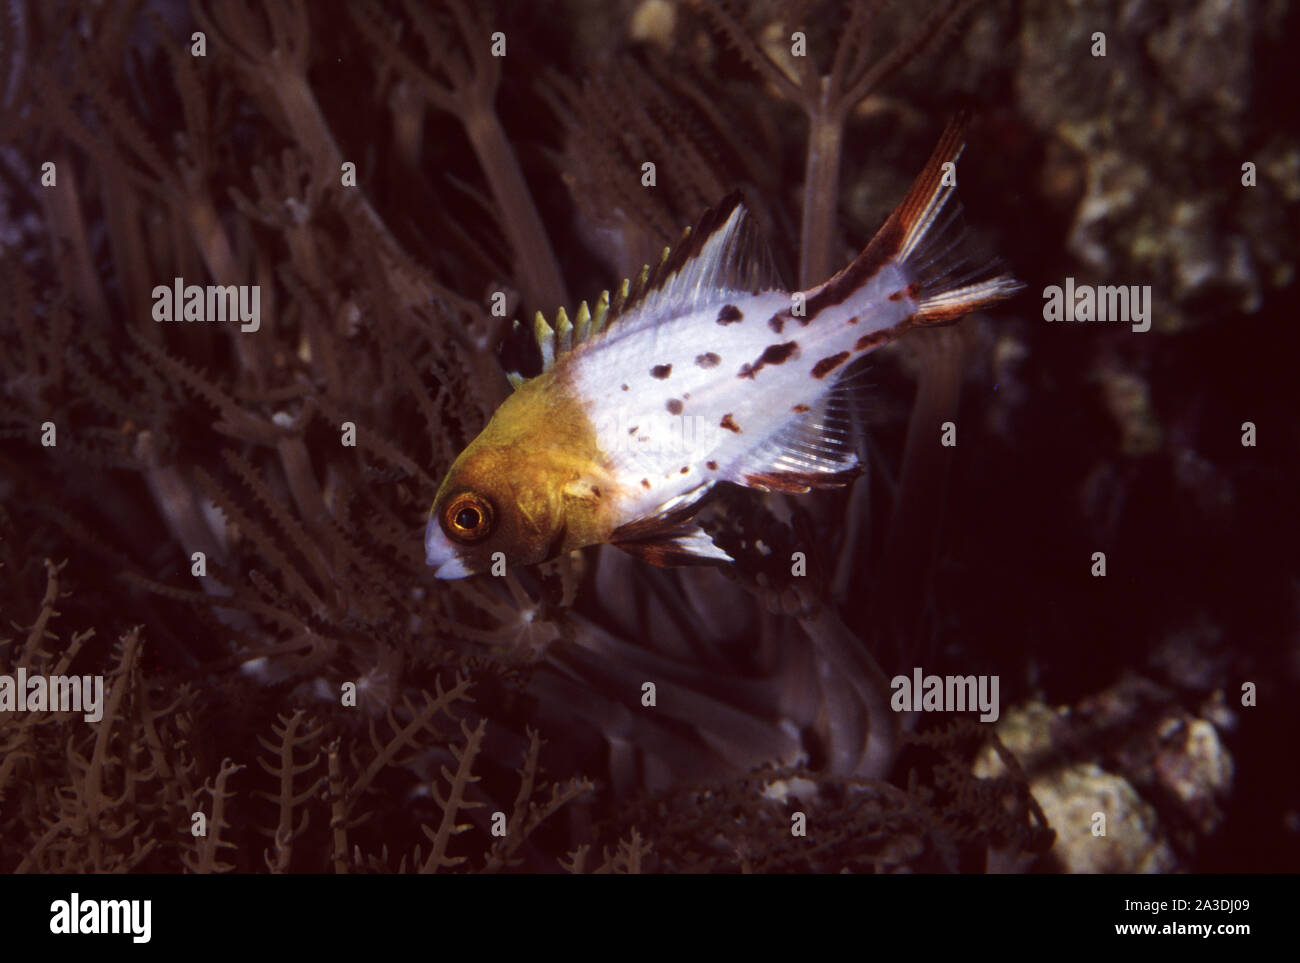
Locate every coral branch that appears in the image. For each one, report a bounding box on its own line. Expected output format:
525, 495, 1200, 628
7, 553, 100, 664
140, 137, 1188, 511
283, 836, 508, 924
185, 758, 246, 874
419, 717, 488, 872
349, 0, 568, 312
256, 711, 325, 872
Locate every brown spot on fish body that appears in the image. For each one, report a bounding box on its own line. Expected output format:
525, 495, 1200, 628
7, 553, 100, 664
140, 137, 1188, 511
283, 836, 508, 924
811, 351, 850, 379
739, 340, 801, 379
621, 384, 629, 391
680, 466, 689, 474
761, 341, 799, 365
695, 352, 721, 368
720, 413, 741, 433
628, 425, 638, 435
887, 282, 921, 303
641, 478, 651, 489
768, 314, 786, 334
666, 399, 683, 415
791, 403, 810, 413
717, 304, 743, 325
888, 290, 904, 302
707, 460, 718, 470
650, 364, 672, 379
854, 317, 916, 353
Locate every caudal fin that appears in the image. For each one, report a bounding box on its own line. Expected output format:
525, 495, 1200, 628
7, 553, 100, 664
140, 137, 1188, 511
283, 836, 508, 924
866, 116, 1025, 323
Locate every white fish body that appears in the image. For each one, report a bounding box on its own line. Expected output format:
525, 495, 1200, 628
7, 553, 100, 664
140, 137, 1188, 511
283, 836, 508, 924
570, 257, 915, 524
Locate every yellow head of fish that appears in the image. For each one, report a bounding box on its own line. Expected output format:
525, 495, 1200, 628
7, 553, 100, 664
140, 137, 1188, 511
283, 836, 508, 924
425, 370, 614, 578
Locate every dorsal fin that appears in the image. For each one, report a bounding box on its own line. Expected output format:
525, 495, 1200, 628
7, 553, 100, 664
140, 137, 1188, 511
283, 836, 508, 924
609, 192, 782, 325
508, 194, 781, 388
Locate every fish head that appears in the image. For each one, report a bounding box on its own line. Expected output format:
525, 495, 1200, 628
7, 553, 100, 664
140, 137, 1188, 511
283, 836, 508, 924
425, 374, 610, 578
425, 450, 559, 579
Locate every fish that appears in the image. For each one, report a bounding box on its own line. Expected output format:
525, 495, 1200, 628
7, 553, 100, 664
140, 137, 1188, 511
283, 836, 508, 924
426, 119, 1024, 579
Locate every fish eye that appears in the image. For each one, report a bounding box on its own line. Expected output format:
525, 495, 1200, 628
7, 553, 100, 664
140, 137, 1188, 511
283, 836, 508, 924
442, 492, 495, 544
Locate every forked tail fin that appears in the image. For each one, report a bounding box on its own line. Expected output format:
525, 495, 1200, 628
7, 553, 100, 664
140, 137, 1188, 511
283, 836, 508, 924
864, 116, 1025, 323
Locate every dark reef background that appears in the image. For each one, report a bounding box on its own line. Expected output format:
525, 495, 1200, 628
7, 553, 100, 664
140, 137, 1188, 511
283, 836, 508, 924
0, 0, 1296, 873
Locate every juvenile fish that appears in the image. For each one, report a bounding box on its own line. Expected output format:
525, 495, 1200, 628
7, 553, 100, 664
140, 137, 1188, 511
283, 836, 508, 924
426, 120, 1023, 578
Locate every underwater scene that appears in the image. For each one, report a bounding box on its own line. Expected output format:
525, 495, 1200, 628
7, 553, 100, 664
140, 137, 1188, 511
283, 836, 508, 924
0, 0, 1296, 877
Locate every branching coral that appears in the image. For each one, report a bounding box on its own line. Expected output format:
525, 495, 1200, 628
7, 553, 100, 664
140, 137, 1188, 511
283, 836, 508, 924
561, 828, 653, 875
347, 0, 568, 314
701, 0, 978, 286
0, 555, 592, 873
543, 56, 770, 280
256, 710, 325, 872
184, 758, 245, 873
1, 563, 203, 873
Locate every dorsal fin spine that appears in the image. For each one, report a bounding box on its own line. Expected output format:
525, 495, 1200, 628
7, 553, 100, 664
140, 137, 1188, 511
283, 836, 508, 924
533, 311, 555, 368
611, 277, 631, 316
591, 290, 610, 335
555, 306, 573, 353
574, 300, 592, 342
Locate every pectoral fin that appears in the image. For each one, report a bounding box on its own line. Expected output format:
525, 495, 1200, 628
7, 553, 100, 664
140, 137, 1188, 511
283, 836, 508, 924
612, 523, 733, 567
608, 483, 730, 567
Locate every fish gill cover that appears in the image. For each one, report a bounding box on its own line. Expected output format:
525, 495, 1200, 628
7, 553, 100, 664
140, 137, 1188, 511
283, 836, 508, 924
0, 0, 1295, 875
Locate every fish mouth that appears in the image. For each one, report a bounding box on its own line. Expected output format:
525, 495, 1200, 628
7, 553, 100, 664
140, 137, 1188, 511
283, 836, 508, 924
425, 518, 474, 579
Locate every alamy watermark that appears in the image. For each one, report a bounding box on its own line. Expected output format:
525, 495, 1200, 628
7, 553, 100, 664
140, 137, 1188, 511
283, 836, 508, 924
152, 277, 261, 332
50, 893, 150, 943
0, 670, 104, 722
594, 411, 725, 455
890, 667, 1000, 723
1043, 277, 1151, 333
